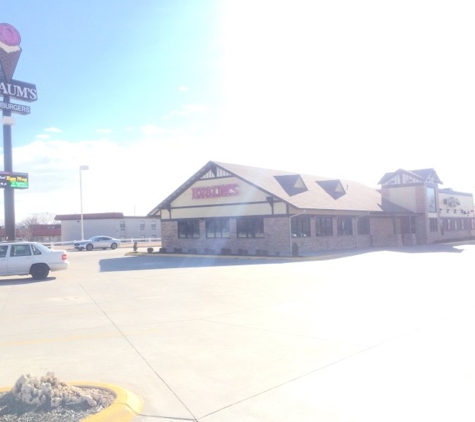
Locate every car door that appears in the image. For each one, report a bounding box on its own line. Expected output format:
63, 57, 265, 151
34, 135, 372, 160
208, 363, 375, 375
97, 237, 108, 248
8, 244, 34, 275
0, 244, 9, 276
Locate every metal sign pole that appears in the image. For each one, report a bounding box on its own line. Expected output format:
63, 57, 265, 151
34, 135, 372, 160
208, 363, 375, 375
2, 94, 15, 240
0, 23, 37, 240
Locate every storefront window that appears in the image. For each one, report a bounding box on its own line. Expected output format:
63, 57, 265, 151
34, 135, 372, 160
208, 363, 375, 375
206, 219, 230, 238
291, 215, 310, 237
315, 217, 333, 236
237, 217, 264, 238
337, 217, 353, 236
427, 188, 436, 212
445, 219, 451, 231
178, 220, 200, 238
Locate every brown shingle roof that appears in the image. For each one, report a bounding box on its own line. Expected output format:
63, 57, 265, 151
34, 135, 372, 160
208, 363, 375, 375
213, 161, 384, 212
149, 161, 412, 215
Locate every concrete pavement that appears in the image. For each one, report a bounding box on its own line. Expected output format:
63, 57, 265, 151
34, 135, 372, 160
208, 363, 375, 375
1, 242, 475, 421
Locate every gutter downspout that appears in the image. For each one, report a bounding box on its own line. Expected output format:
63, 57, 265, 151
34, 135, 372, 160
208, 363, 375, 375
289, 210, 307, 255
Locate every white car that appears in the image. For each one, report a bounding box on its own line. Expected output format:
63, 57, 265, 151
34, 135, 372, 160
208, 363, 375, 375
73, 236, 121, 251
0, 242, 69, 280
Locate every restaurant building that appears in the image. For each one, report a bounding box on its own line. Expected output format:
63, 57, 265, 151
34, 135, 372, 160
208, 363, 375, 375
147, 161, 475, 256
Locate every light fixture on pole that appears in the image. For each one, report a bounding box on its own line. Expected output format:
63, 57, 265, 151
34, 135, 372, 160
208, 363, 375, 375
79, 165, 89, 240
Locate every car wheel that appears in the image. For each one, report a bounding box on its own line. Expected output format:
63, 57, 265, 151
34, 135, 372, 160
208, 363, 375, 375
30, 264, 49, 280
86, 244, 93, 251
111, 243, 117, 250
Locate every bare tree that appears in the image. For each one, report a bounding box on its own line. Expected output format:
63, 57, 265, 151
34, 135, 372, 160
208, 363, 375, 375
17, 213, 56, 240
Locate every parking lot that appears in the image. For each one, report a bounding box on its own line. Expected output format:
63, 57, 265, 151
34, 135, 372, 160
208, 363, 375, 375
1, 243, 475, 421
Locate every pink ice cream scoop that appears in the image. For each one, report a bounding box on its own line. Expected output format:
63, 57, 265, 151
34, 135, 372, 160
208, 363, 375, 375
0, 23, 21, 47
0, 23, 22, 81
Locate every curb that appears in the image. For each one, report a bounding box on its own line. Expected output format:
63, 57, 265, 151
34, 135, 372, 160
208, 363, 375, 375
0, 382, 143, 422
125, 250, 357, 262
74, 383, 143, 422
125, 240, 475, 262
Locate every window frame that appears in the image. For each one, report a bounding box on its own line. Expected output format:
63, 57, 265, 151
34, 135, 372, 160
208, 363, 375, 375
291, 215, 311, 237
0, 245, 7, 258
206, 218, 231, 238
445, 219, 451, 231
236, 217, 264, 238
178, 219, 200, 238
427, 187, 437, 213
337, 217, 353, 236
315, 217, 333, 236
31, 244, 43, 255
10, 244, 32, 257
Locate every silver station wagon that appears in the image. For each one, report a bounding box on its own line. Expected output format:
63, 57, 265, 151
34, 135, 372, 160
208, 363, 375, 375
0, 242, 69, 280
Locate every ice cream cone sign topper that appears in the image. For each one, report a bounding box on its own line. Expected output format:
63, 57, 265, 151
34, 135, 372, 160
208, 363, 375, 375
0, 23, 22, 82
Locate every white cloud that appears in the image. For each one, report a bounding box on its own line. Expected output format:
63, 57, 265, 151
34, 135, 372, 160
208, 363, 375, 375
182, 104, 208, 113
35, 134, 51, 140
97, 128, 112, 134
178, 86, 188, 91
164, 104, 209, 118
141, 124, 166, 136
0, 131, 212, 222
44, 127, 62, 133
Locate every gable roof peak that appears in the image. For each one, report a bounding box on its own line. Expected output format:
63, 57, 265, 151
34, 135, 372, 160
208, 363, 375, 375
378, 167, 442, 185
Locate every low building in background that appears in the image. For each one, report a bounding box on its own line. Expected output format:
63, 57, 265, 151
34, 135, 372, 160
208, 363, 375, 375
0, 224, 62, 242
54, 212, 161, 242
147, 161, 475, 256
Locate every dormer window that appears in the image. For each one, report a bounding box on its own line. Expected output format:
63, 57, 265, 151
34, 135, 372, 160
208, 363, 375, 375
274, 175, 308, 196
317, 180, 346, 199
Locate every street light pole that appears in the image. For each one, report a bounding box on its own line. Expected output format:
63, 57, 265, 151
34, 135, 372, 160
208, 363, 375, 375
79, 165, 89, 240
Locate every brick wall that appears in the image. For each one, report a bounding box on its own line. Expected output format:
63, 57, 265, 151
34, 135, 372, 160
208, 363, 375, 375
162, 217, 291, 255
161, 214, 462, 256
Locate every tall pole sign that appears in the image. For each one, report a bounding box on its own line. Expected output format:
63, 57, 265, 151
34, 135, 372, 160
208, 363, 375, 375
0, 23, 37, 240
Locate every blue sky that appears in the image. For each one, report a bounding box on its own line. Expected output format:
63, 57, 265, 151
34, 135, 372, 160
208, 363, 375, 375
1, 1, 475, 222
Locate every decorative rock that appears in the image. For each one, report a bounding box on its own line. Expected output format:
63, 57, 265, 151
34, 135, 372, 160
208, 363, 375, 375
10, 372, 105, 409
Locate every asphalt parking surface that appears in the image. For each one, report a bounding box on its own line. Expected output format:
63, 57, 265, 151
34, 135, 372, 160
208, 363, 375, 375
1, 243, 475, 421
